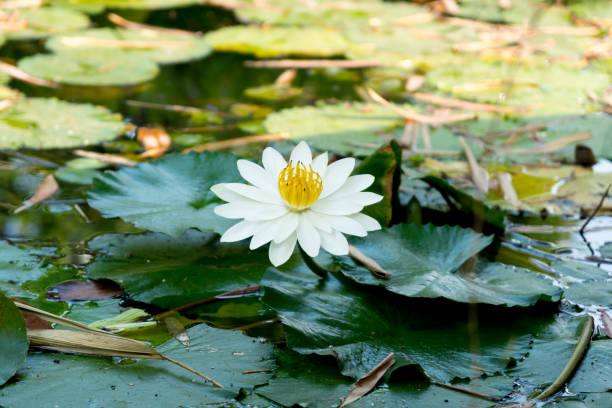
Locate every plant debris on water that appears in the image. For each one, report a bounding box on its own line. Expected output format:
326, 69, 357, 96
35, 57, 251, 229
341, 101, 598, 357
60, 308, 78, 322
0, 1, 611, 407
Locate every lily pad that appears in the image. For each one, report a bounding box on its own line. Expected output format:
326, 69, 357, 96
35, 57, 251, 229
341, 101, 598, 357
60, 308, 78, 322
0, 97, 125, 149
0, 291, 28, 386
0, 241, 48, 298
263, 102, 405, 154
4, 7, 90, 40
203, 25, 348, 58
86, 230, 269, 309
453, 0, 571, 25
262, 264, 553, 382
564, 281, 612, 307
46, 28, 212, 65
600, 242, 612, 258
339, 223, 561, 306
244, 84, 302, 101
69, 0, 201, 10
0, 323, 275, 407
18, 53, 160, 86
88, 151, 241, 237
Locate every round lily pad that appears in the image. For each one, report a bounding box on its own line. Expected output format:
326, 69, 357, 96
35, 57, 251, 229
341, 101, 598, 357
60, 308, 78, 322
18, 53, 159, 86
0, 291, 28, 386
69, 0, 201, 10
203, 25, 348, 58
0, 97, 125, 149
4, 7, 90, 40
46, 27, 212, 65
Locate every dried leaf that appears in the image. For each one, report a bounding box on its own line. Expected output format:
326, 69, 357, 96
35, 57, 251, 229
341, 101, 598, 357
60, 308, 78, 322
47, 279, 124, 301
340, 352, 395, 407
14, 301, 107, 334
405, 75, 425, 92
274, 69, 297, 86
459, 137, 489, 194
497, 172, 520, 207
137, 127, 171, 159
348, 244, 391, 279
12, 299, 52, 330
14, 174, 59, 214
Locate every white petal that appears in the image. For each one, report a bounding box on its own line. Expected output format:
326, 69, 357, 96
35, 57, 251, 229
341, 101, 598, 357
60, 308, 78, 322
311, 213, 367, 237
350, 192, 384, 206
272, 212, 300, 243
250, 212, 298, 249
262, 147, 287, 177
269, 232, 297, 266
224, 183, 282, 205
329, 174, 374, 197
300, 210, 332, 233
319, 229, 349, 256
320, 158, 355, 199
211, 183, 245, 203
221, 220, 261, 242
237, 159, 276, 192
312, 152, 328, 178
289, 141, 312, 166
297, 218, 321, 257
311, 197, 365, 216
215, 202, 288, 220
349, 213, 381, 231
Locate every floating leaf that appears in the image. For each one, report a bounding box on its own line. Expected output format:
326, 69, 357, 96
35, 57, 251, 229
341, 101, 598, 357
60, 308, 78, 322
0, 97, 125, 150
264, 102, 405, 154
564, 281, 612, 307
47, 279, 123, 301
338, 223, 561, 306
88, 152, 241, 237
47, 28, 212, 64
0, 323, 274, 406
0, 291, 28, 386
86, 231, 268, 308
18, 53, 160, 86
203, 26, 348, 58
5, 7, 90, 40
0, 241, 47, 298
262, 264, 552, 382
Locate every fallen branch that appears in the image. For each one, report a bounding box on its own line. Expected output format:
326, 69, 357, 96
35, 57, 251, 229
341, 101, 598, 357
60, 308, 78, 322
183, 133, 290, 153
108, 13, 196, 36
340, 353, 395, 407
367, 88, 475, 126
0, 60, 59, 88
58, 37, 191, 49
434, 382, 501, 402
580, 184, 610, 234
245, 59, 386, 69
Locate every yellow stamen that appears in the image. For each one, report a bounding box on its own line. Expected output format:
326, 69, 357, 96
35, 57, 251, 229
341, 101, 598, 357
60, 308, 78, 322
278, 161, 322, 211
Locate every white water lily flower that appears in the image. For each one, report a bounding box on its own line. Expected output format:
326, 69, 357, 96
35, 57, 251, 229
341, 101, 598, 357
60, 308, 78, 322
211, 141, 383, 266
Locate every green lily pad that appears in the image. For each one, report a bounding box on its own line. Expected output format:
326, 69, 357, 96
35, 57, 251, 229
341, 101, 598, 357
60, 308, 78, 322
600, 242, 612, 258
339, 223, 561, 306
244, 84, 302, 101
0, 323, 275, 407
0, 97, 125, 149
0, 291, 28, 386
18, 53, 159, 86
263, 102, 405, 154
0, 241, 48, 298
262, 264, 553, 382
564, 281, 612, 307
86, 230, 269, 309
47, 28, 212, 65
88, 152, 241, 237
203, 25, 348, 58
508, 316, 612, 393
4, 7, 90, 40
257, 349, 500, 408
453, 0, 571, 25
71, 0, 201, 10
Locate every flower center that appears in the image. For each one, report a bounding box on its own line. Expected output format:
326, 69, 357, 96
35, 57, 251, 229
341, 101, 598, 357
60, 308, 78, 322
277, 161, 322, 211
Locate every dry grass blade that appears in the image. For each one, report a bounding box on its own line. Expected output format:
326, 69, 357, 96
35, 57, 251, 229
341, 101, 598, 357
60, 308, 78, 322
14, 174, 59, 214
349, 244, 391, 279
497, 172, 520, 206
601, 310, 612, 339
0, 60, 58, 88
183, 133, 290, 153
340, 352, 395, 407
74, 149, 137, 167
107, 13, 196, 36
367, 88, 475, 126
15, 301, 108, 333
245, 59, 385, 69
459, 137, 489, 193
412, 92, 524, 114
490, 132, 592, 155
